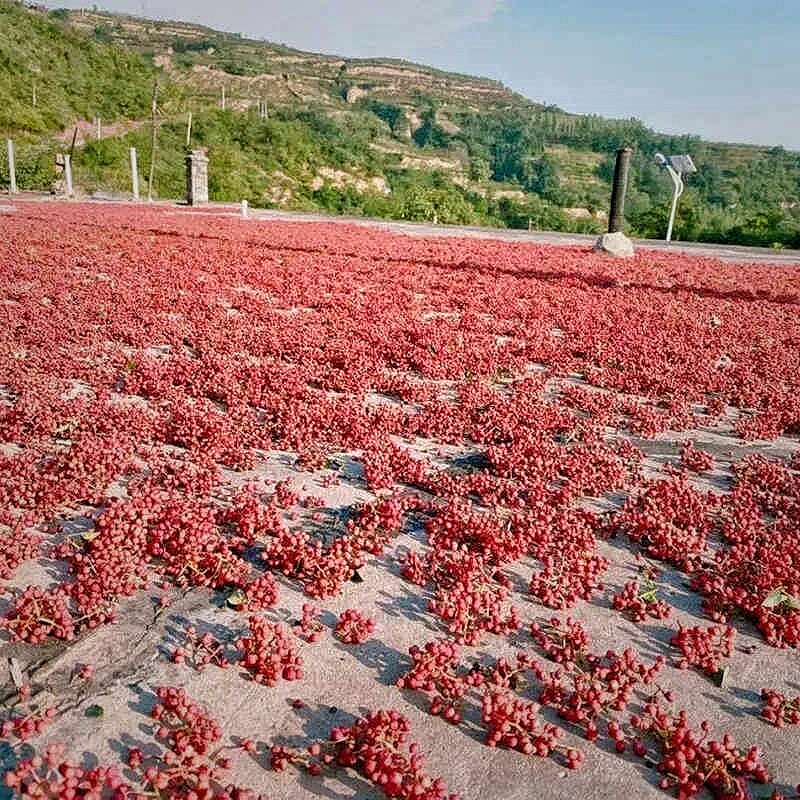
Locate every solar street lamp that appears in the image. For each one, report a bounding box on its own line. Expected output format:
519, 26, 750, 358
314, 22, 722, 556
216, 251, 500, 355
655, 153, 696, 243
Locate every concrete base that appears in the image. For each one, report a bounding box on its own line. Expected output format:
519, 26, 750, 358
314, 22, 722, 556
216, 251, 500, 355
594, 231, 635, 258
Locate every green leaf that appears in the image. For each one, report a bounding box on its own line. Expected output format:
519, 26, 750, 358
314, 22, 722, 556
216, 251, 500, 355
762, 588, 800, 611
226, 589, 247, 608
85, 704, 104, 718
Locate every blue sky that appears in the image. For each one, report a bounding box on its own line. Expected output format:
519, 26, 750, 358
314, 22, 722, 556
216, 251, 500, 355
47, 0, 800, 149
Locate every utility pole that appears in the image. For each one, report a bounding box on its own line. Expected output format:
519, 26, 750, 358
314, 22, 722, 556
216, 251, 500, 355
32, 82, 37, 108
186, 111, 193, 148
221, 85, 226, 110
147, 78, 158, 202
607, 147, 632, 234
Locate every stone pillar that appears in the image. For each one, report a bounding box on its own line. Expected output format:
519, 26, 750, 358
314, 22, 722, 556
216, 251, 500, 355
608, 147, 632, 234
185, 150, 209, 206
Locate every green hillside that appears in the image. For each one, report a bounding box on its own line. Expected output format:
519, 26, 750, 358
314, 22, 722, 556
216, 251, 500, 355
0, 1, 158, 132
1, 0, 799, 247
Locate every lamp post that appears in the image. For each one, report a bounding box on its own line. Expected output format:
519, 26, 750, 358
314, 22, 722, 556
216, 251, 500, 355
655, 153, 696, 243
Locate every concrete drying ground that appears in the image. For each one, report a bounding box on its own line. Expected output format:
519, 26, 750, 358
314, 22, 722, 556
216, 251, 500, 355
1, 202, 799, 800
3, 419, 799, 800
6, 193, 800, 265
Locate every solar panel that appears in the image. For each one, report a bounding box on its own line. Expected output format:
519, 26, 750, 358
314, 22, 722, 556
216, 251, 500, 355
668, 154, 697, 174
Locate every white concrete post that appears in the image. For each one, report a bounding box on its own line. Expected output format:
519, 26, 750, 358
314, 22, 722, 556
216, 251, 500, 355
241, 199, 248, 218
6, 140, 17, 195
63, 153, 73, 197
95, 116, 101, 139
221, 85, 226, 110
130, 147, 140, 200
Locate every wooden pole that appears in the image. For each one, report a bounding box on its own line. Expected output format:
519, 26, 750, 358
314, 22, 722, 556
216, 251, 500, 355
147, 78, 158, 202
608, 147, 632, 234
130, 147, 140, 200
6, 140, 17, 195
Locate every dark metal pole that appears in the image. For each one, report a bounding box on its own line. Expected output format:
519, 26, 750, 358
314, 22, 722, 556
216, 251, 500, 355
608, 147, 632, 233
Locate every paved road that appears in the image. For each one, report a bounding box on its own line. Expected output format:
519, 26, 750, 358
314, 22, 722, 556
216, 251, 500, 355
238, 207, 800, 265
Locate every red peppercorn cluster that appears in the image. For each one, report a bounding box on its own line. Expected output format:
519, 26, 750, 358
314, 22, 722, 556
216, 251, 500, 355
347, 494, 419, 556
535, 648, 665, 741
126, 686, 258, 800
4, 203, 800, 798
670, 623, 735, 675
261, 528, 365, 598
426, 550, 520, 645
1, 686, 56, 743
612, 579, 673, 623
691, 457, 800, 648
236, 615, 303, 685
522, 507, 608, 610
218, 484, 284, 550
293, 602, 325, 643
424, 499, 525, 566
529, 616, 591, 665
398, 645, 552, 743
3, 743, 130, 799
172, 625, 232, 671
482, 690, 571, 761
612, 477, 718, 571
630, 701, 770, 798
396, 639, 466, 723
0, 516, 40, 582
270, 708, 460, 800
3, 586, 75, 643
335, 608, 376, 644
680, 441, 714, 473
761, 688, 800, 728
240, 573, 280, 611
128, 687, 227, 799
